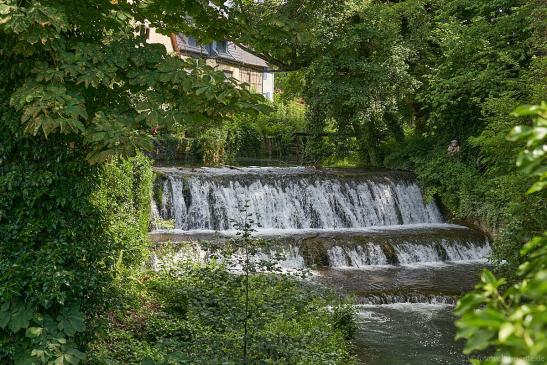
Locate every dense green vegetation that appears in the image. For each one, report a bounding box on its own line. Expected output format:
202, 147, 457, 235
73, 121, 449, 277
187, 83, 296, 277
455, 104, 546, 364
1, 0, 545, 364
154, 98, 306, 165
183, 0, 545, 274
0, 138, 153, 362
86, 263, 355, 365
0, 1, 353, 364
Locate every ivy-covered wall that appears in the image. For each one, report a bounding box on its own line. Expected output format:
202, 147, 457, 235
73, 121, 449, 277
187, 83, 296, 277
0, 119, 153, 362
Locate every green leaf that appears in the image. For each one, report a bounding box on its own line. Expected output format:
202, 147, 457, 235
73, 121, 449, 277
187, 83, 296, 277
511, 104, 543, 117
481, 270, 497, 285
9, 305, 34, 333
527, 181, 547, 195
0, 302, 10, 329
498, 322, 514, 342
25, 326, 43, 338
463, 329, 495, 354
64, 349, 86, 365
57, 307, 85, 336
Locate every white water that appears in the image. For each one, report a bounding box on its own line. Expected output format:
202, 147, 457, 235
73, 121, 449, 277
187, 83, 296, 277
356, 296, 457, 306
151, 223, 469, 237
326, 239, 490, 267
152, 167, 490, 268
157, 169, 442, 231
153, 237, 490, 271
442, 239, 491, 261
150, 243, 307, 273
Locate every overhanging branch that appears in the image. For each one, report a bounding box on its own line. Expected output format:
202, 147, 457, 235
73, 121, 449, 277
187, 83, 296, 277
234, 42, 305, 72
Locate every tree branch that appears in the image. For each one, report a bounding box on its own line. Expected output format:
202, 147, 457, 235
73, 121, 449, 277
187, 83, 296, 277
233, 42, 305, 72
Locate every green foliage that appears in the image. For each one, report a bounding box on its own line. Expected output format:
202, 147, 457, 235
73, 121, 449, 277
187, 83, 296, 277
254, 99, 306, 136
86, 264, 356, 365
235, 99, 307, 163
0, 1, 271, 361
302, 1, 416, 165
274, 71, 305, 103
0, 75, 154, 362
0, 302, 86, 365
454, 104, 547, 365
0, 131, 153, 364
0, 0, 268, 165
155, 99, 307, 165
508, 103, 547, 194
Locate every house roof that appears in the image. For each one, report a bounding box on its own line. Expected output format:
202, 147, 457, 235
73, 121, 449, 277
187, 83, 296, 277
175, 34, 269, 69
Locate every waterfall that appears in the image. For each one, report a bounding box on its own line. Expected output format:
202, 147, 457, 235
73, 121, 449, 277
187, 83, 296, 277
442, 239, 491, 261
155, 167, 442, 231
151, 233, 490, 269
356, 294, 458, 305
325, 239, 488, 267
151, 167, 490, 271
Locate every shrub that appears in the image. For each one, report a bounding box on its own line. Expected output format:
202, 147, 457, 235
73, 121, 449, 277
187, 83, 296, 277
86, 263, 356, 365
454, 104, 547, 365
0, 127, 153, 363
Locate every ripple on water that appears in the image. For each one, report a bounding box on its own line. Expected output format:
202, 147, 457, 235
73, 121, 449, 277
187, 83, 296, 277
354, 303, 468, 365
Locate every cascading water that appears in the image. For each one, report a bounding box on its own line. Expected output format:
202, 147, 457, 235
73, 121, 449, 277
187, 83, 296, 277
151, 167, 489, 267
151, 166, 491, 364
325, 239, 490, 267
156, 167, 443, 231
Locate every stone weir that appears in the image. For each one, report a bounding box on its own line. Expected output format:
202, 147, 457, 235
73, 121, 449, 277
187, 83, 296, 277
150, 166, 490, 269
150, 224, 489, 268
148, 166, 492, 364
151, 166, 443, 231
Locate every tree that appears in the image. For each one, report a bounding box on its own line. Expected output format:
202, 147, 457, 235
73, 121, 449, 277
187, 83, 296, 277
0, 0, 267, 164
302, 2, 418, 164
0, 1, 267, 363
141, 0, 344, 72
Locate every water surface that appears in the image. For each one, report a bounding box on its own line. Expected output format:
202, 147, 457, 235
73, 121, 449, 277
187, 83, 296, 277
354, 303, 468, 365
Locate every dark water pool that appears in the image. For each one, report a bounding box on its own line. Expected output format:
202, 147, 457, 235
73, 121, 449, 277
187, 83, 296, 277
315, 262, 488, 364
353, 303, 468, 365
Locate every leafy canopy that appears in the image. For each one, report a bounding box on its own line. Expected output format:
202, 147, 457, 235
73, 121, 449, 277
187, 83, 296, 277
455, 104, 547, 365
0, 0, 269, 163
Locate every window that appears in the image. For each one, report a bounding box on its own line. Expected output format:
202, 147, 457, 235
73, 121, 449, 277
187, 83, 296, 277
223, 70, 233, 79
240, 67, 263, 94
216, 40, 228, 53
187, 36, 198, 47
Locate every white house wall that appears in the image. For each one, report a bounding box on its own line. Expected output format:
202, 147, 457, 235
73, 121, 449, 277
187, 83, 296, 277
262, 72, 274, 101
146, 28, 174, 53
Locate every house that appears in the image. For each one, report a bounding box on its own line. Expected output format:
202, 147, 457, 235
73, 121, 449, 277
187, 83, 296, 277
144, 28, 274, 101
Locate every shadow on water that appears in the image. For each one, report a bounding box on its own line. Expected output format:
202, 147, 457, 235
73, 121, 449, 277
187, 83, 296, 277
316, 262, 489, 364
354, 303, 467, 365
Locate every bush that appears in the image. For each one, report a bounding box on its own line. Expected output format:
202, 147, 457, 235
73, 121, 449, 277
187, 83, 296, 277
0, 125, 153, 363
454, 104, 547, 365
86, 263, 356, 365
154, 99, 308, 166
